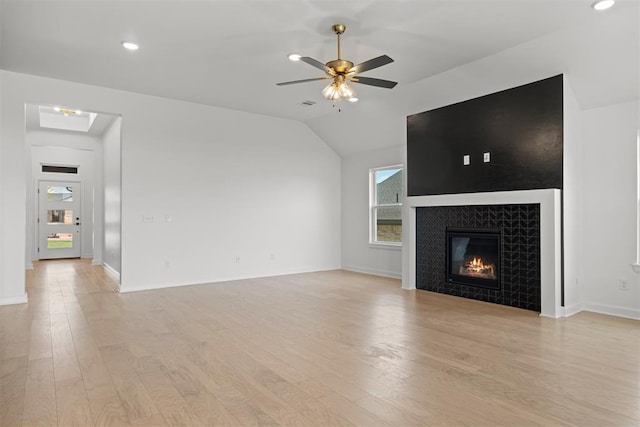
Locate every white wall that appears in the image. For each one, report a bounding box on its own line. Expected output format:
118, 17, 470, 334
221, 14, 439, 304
26, 130, 102, 265
581, 100, 640, 319
102, 117, 121, 275
0, 65, 4, 303
342, 145, 403, 278
0, 70, 341, 301
0, 72, 27, 304
562, 77, 583, 313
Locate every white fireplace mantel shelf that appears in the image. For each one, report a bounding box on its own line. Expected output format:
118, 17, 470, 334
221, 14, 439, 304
403, 189, 563, 318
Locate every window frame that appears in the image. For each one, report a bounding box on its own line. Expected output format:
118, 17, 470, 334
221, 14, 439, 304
369, 164, 404, 247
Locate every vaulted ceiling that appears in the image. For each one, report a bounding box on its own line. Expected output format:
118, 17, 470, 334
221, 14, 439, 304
1, 0, 638, 155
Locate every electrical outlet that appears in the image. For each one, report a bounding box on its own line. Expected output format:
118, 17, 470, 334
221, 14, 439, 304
483, 152, 491, 163
619, 279, 629, 291
463, 155, 470, 165
235, 256, 240, 263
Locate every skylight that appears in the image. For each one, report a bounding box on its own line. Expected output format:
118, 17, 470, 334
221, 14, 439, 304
38, 106, 98, 132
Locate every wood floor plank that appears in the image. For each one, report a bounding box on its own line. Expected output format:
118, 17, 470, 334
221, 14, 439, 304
0, 356, 28, 427
22, 357, 58, 426
318, 393, 390, 427
138, 365, 208, 426
88, 395, 132, 427
182, 389, 241, 426
4, 258, 638, 427
55, 377, 95, 426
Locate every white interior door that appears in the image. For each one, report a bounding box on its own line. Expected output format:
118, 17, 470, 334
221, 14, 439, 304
38, 181, 81, 259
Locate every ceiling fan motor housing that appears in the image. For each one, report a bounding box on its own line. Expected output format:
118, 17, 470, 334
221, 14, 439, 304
325, 59, 354, 74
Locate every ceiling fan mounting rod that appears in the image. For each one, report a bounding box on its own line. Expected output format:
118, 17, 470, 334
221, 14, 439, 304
332, 24, 346, 59
325, 24, 353, 75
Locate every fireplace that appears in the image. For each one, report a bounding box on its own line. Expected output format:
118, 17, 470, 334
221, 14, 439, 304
415, 203, 542, 312
446, 228, 501, 290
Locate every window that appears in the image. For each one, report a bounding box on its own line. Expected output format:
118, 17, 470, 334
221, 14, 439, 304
42, 165, 78, 174
46, 185, 73, 202
370, 165, 403, 245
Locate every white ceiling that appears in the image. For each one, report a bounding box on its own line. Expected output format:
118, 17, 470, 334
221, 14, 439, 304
2, 0, 638, 155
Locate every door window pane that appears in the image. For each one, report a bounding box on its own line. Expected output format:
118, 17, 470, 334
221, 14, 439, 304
47, 186, 73, 202
47, 210, 73, 225
47, 232, 73, 249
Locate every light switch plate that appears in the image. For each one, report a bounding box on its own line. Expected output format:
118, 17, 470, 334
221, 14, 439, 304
484, 152, 491, 163
463, 155, 470, 165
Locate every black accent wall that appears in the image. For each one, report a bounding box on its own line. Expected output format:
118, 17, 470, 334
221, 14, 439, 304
416, 204, 541, 312
407, 75, 563, 196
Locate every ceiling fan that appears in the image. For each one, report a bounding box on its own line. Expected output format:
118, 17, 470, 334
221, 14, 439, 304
277, 24, 397, 103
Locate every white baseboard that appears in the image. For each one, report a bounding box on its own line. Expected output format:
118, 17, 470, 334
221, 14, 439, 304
0, 293, 28, 306
118, 265, 340, 293
561, 304, 583, 317
103, 263, 120, 280
342, 265, 402, 279
581, 302, 640, 320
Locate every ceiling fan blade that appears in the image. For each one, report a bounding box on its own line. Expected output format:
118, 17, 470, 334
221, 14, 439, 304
276, 77, 331, 86
350, 76, 398, 89
300, 57, 334, 75
349, 55, 394, 75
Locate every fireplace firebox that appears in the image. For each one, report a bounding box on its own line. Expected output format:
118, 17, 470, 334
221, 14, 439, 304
446, 228, 501, 290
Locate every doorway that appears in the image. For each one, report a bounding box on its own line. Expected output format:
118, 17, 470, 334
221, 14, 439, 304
38, 180, 82, 259
25, 103, 122, 284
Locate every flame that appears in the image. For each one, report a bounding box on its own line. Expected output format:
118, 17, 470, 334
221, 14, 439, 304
460, 257, 496, 279
467, 257, 487, 269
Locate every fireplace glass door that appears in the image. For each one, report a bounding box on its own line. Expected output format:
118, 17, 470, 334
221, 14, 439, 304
446, 228, 501, 290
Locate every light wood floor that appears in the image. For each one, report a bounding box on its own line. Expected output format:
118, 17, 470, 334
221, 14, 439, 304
1, 260, 638, 426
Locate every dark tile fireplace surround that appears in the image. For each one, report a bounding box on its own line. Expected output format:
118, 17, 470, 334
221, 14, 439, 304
416, 204, 541, 312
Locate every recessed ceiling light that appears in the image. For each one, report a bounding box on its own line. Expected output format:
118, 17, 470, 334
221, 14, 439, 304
288, 54, 301, 61
121, 41, 139, 51
591, 0, 615, 11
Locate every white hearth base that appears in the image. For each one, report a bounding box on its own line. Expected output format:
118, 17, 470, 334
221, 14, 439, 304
403, 189, 563, 318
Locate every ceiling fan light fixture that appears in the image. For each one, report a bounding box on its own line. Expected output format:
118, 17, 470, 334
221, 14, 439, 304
338, 81, 355, 99
322, 81, 340, 101
591, 0, 615, 10
322, 78, 356, 102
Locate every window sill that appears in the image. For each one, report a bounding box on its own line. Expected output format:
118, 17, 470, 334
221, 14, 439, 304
369, 242, 402, 251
